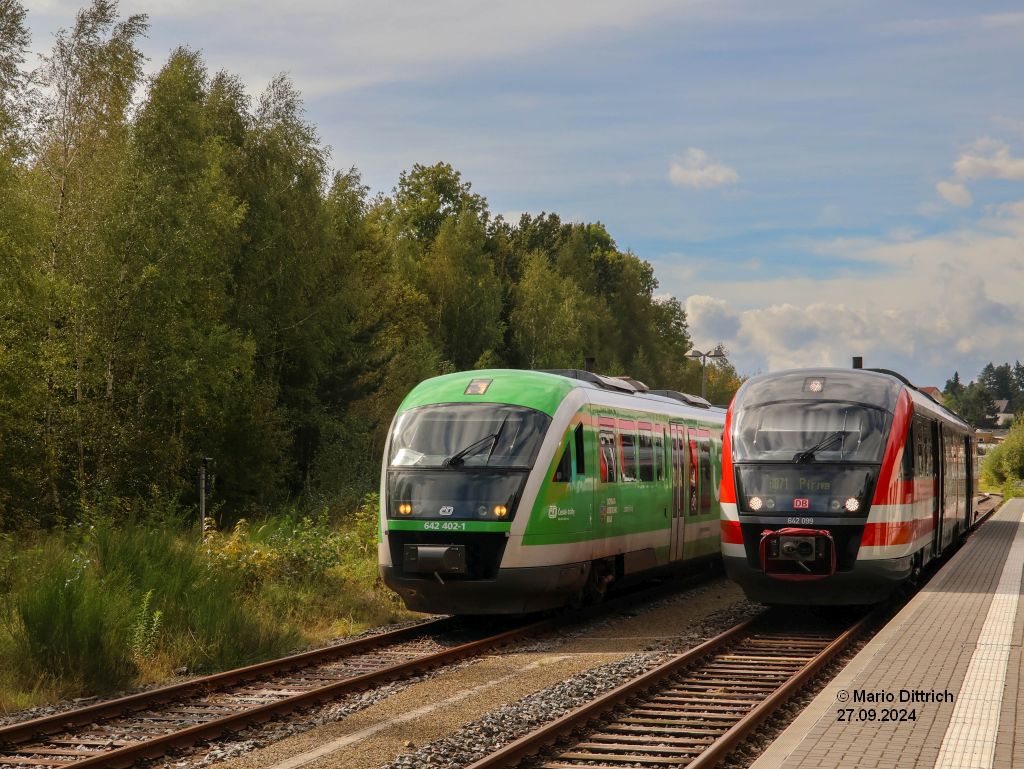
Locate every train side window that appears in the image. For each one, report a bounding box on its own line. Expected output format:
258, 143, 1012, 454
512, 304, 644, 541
574, 423, 585, 476
638, 424, 654, 482
921, 421, 929, 475
901, 423, 914, 480
654, 428, 664, 481
553, 442, 571, 483
699, 439, 712, 515
687, 438, 699, 516
619, 420, 637, 482
915, 419, 933, 477
599, 423, 617, 483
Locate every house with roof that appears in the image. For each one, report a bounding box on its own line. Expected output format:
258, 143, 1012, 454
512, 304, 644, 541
993, 399, 1015, 427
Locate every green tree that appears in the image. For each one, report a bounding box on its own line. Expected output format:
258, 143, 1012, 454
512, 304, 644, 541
420, 210, 503, 369
511, 251, 586, 368
704, 346, 744, 406
0, 0, 45, 527
943, 371, 964, 400
982, 419, 1024, 492
112, 47, 284, 510
954, 382, 997, 429
392, 162, 487, 247
979, 362, 1015, 404
27, 0, 147, 520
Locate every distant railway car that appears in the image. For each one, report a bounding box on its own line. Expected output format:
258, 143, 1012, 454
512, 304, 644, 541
379, 369, 726, 614
721, 367, 977, 605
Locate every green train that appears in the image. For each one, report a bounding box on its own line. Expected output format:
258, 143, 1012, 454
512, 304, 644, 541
378, 369, 726, 614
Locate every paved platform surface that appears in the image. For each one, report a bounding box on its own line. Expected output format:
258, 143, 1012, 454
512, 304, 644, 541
751, 497, 1024, 769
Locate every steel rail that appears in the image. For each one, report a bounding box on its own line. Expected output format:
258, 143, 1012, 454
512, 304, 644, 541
464, 611, 870, 769
0, 618, 555, 769
0, 617, 455, 746
0, 569, 716, 769
462, 613, 767, 769
684, 612, 869, 769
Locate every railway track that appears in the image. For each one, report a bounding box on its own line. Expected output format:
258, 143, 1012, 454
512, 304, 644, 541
4, 498, 1001, 769
459, 496, 1006, 769
0, 571, 714, 769
464, 609, 871, 769
0, 617, 486, 769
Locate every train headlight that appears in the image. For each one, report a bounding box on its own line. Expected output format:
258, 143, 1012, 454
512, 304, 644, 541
844, 497, 860, 513
748, 496, 764, 512
764, 497, 776, 510
830, 499, 842, 512
493, 504, 508, 518
398, 503, 412, 515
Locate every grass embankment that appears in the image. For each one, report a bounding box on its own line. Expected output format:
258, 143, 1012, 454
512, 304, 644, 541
981, 420, 1024, 500
0, 496, 410, 712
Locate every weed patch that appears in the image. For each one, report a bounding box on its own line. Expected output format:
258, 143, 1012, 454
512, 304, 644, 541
0, 496, 409, 712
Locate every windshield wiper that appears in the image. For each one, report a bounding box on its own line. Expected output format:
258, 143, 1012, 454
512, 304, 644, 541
794, 430, 846, 463
442, 416, 509, 468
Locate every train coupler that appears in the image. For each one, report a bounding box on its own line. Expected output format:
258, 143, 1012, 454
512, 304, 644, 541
759, 527, 836, 580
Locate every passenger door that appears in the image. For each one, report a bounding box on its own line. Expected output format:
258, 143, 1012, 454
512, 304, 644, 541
685, 429, 717, 558
669, 423, 686, 561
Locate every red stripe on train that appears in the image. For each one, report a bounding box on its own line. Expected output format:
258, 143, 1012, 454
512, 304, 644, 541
721, 519, 744, 544
860, 517, 934, 546
720, 404, 736, 504
872, 388, 914, 504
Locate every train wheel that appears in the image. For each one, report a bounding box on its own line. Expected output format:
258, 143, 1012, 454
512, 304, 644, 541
909, 550, 924, 585
581, 559, 613, 605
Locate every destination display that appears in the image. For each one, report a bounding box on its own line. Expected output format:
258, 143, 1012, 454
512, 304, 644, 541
735, 465, 876, 514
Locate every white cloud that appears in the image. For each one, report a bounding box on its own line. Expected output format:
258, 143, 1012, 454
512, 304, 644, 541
953, 138, 1024, 182
668, 148, 739, 189
936, 180, 972, 207
930, 137, 1024, 211
680, 200, 1024, 385
685, 295, 741, 345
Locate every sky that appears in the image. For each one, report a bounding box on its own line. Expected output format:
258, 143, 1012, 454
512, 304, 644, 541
23, 1, 1024, 388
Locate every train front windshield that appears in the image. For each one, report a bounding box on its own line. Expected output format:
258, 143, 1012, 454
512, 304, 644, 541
386, 404, 550, 521
732, 401, 890, 515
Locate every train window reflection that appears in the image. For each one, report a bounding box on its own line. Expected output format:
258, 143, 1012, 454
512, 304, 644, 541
733, 402, 890, 463
390, 404, 550, 468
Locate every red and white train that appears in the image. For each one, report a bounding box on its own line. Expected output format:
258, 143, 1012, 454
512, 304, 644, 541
720, 366, 978, 605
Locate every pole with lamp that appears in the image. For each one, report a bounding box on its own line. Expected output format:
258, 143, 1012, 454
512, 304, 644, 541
685, 348, 726, 400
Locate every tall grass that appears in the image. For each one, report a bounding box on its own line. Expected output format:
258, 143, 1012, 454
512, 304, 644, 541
6, 544, 136, 691
0, 497, 407, 711
92, 522, 297, 672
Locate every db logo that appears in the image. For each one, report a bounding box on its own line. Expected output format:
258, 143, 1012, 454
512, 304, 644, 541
439, 506, 454, 516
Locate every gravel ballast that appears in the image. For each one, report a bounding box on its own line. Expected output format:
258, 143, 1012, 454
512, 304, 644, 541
192, 577, 751, 769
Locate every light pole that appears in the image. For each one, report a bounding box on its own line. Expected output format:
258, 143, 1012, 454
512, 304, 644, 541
685, 349, 726, 400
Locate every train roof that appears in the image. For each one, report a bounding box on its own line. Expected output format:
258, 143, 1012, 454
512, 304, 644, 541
733, 367, 970, 431
397, 369, 724, 422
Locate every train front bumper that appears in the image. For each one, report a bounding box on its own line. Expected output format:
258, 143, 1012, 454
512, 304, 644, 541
379, 561, 590, 615
723, 553, 913, 605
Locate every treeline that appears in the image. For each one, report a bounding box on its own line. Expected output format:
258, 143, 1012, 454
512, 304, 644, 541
943, 362, 1024, 429
0, 1, 739, 529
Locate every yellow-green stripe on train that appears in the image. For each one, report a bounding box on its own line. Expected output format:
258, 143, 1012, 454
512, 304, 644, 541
379, 369, 726, 614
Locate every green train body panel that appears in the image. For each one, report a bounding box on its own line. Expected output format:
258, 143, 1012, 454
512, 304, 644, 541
387, 519, 511, 533
397, 369, 576, 416
523, 404, 722, 564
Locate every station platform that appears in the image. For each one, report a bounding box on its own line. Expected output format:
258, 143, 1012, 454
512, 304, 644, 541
751, 497, 1024, 769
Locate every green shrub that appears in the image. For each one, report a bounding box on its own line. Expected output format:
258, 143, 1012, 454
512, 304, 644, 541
0, 497, 407, 708
982, 420, 1024, 498
129, 590, 163, 666
4, 544, 136, 692
92, 520, 297, 671
247, 510, 341, 580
